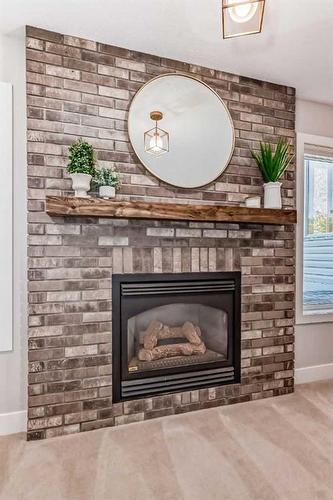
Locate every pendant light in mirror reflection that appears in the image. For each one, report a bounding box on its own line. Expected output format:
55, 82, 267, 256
222, 0, 265, 39
144, 111, 169, 157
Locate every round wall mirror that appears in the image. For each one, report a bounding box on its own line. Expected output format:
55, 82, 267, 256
128, 73, 235, 189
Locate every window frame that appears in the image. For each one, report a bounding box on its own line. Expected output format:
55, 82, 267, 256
296, 133, 333, 325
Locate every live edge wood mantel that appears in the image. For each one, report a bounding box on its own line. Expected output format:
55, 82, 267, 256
45, 196, 297, 225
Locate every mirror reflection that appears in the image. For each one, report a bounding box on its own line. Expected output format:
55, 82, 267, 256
128, 74, 235, 189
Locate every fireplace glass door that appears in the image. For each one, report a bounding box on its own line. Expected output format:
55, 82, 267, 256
127, 303, 228, 373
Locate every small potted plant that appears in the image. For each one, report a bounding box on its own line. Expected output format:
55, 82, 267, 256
251, 138, 294, 209
95, 166, 120, 199
67, 138, 97, 197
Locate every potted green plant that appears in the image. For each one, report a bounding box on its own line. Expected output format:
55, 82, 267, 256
67, 138, 97, 197
251, 138, 294, 209
95, 167, 120, 199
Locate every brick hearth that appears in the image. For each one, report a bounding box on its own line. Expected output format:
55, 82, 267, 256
26, 26, 296, 439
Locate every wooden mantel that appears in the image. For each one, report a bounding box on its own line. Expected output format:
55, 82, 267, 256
45, 196, 297, 225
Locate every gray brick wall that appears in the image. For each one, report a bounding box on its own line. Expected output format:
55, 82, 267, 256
26, 26, 296, 440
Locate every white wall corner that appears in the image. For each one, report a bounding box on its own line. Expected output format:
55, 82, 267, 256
0, 410, 27, 436
295, 363, 333, 385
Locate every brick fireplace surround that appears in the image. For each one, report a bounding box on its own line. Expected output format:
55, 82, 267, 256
26, 26, 296, 440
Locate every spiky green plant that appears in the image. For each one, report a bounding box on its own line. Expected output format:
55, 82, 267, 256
67, 138, 97, 176
94, 167, 120, 189
251, 139, 294, 183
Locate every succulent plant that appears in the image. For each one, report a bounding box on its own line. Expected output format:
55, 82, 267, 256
94, 167, 120, 189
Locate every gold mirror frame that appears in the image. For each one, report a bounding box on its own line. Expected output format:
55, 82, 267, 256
127, 73, 235, 189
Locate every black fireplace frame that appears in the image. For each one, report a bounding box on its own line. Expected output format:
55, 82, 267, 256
112, 272, 241, 403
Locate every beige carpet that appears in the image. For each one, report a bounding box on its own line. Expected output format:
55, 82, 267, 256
1, 381, 333, 500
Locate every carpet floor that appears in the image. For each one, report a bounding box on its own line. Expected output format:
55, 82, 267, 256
1, 380, 333, 500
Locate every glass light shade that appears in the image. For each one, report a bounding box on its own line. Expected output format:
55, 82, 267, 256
144, 126, 169, 156
222, 0, 265, 39
227, 0, 258, 23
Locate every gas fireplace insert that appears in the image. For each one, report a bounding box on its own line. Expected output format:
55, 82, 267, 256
112, 272, 241, 402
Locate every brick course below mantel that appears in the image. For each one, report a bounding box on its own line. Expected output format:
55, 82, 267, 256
26, 26, 296, 439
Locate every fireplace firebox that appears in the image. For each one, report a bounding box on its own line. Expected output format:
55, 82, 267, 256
112, 272, 241, 402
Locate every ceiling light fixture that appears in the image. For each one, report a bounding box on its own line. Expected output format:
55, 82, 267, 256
144, 111, 169, 157
222, 0, 266, 39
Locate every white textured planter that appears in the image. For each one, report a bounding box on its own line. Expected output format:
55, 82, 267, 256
70, 173, 92, 197
263, 182, 282, 209
99, 185, 116, 199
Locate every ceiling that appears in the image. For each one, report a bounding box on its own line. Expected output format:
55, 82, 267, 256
1, 0, 333, 105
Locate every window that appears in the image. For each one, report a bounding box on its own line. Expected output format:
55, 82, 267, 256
305, 155, 333, 236
298, 135, 333, 322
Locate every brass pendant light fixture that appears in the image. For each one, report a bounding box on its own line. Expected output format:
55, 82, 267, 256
144, 111, 169, 157
222, 0, 266, 39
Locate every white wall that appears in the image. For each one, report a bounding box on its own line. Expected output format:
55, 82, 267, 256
295, 98, 333, 382
0, 28, 27, 433
297, 99, 333, 139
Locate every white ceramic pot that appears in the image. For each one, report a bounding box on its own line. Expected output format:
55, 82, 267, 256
263, 182, 282, 209
99, 185, 116, 199
70, 173, 92, 197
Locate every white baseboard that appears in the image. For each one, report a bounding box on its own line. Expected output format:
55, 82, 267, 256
0, 410, 26, 436
295, 363, 333, 385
